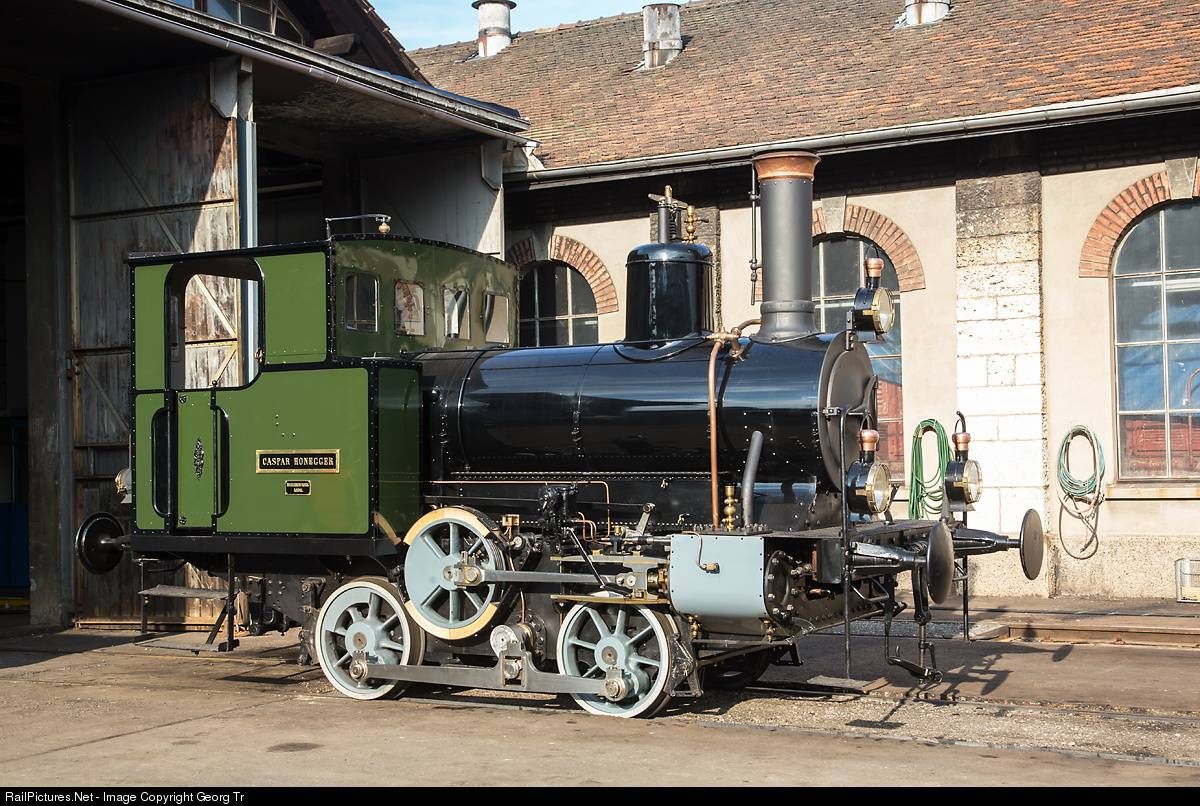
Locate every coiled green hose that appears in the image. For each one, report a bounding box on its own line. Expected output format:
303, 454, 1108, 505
1057, 425, 1106, 560
908, 419, 951, 519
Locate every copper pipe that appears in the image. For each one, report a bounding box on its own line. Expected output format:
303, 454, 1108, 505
707, 338, 724, 528
703, 320, 760, 528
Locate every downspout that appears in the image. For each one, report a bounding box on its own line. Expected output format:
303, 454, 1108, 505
236, 60, 259, 382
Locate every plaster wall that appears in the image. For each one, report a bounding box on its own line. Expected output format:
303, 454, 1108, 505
1043, 162, 1200, 598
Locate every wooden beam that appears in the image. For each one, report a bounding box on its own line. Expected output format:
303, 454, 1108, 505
312, 33, 358, 56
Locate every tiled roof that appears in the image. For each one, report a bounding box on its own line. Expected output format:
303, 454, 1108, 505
411, 0, 1200, 170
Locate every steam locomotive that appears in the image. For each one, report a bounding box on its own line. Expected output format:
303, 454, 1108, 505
75, 150, 1043, 717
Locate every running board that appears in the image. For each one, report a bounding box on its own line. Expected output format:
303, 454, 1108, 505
804, 675, 887, 695
135, 553, 239, 653
138, 585, 227, 600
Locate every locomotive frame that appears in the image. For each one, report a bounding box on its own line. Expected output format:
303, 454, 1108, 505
75, 150, 1045, 718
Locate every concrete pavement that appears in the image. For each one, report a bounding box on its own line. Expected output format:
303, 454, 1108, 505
0, 629, 1196, 786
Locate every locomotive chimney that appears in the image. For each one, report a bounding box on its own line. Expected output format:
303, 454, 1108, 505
473, 0, 516, 58
752, 150, 821, 341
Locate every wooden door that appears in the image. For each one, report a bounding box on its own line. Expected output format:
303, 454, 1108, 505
69, 64, 240, 626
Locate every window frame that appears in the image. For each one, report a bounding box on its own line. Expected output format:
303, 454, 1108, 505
443, 285, 471, 342
1110, 203, 1200, 481
483, 291, 512, 346
343, 272, 379, 333
171, 0, 308, 43
812, 235, 905, 479
517, 261, 599, 347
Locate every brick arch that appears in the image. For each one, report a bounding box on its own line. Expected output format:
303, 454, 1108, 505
505, 236, 537, 269
505, 235, 618, 314
514, 235, 616, 315
1079, 172, 1178, 278
812, 204, 926, 292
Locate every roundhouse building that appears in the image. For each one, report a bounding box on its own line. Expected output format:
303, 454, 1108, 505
412, 0, 1200, 599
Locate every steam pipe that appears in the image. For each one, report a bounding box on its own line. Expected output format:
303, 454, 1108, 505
741, 430, 764, 527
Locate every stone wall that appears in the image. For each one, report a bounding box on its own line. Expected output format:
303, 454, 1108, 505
954, 173, 1050, 596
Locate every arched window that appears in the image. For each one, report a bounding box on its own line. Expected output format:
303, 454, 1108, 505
1113, 200, 1200, 479
518, 261, 599, 347
813, 236, 905, 474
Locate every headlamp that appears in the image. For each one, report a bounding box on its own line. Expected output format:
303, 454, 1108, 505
851, 259, 895, 337
944, 425, 983, 511
847, 428, 893, 516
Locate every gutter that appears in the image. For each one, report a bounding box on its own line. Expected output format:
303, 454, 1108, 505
510, 83, 1200, 188
77, 0, 532, 145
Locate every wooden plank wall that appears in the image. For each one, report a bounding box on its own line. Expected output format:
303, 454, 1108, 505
69, 64, 240, 626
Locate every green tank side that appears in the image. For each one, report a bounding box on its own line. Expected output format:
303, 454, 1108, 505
377, 367, 421, 538
134, 262, 171, 391
332, 238, 517, 356
133, 393, 164, 532
216, 368, 370, 535
260, 251, 328, 364
176, 392, 214, 528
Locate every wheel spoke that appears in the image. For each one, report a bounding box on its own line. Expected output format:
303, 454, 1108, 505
335, 651, 352, 668
380, 639, 405, 653
420, 534, 446, 560
615, 608, 628, 637
467, 537, 484, 557
367, 593, 381, 621
329, 624, 348, 637
628, 624, 654, 646
449, 523, 461, 557
568, 637, 596, 651
585, 607, 610, 637
582, 663, 602, 678
464, 589, 484, 611
448, 589, 460, 622
380, 612, 400, 631
630, 654, 661, 670
422, 586, 446, 609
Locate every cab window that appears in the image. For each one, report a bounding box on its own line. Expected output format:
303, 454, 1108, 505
483, 293, 510, 345
345, 273, 378, 332
444, 286, 470, 340
165, 258, 262, 391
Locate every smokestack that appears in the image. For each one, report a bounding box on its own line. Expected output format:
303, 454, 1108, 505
752, 150, 821, 342
642, 3, 683, 68
473, 0, 516, 58
903, 1, 951, 26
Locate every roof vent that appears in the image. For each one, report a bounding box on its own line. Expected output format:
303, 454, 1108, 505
900, 1, 951, 26
642, 3, 683, 68
473, 0, 516, 58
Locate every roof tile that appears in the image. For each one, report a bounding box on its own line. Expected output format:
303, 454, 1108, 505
412, 0, 1200, 170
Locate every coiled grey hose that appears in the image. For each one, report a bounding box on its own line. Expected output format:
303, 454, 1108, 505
1057, 425, 1106, 561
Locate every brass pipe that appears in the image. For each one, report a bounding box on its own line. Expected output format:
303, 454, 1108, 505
704, 319, 761, 529
707, 338, 724, 528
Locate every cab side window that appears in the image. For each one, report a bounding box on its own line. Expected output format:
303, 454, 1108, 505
165, 259, 262, 391
483, 293, 510, 345
345, 273, 378, 332
444, 286, 470, 340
